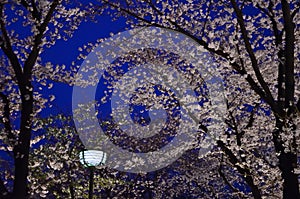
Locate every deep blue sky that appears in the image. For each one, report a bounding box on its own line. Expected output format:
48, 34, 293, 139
40, 13, 127, 117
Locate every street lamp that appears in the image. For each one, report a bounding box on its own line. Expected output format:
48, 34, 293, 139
79, 150, 107, 199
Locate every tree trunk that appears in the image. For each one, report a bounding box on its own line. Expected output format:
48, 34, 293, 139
12, 87, 33, 199
273, 119, 300, 199
278, 152, 300, 199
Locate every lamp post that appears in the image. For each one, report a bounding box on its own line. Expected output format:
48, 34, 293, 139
79, 150, 107, 199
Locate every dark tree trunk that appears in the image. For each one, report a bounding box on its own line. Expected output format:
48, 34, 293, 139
279, 152, 300, 199
276, 1, 299, 198
273, 118, 300, 199
0, 1, 58, 198
12, 85, 33, 199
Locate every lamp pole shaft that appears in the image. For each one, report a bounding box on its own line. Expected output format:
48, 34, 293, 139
89, 167, 94, 199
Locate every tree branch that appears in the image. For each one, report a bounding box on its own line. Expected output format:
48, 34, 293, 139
20, 0, 41, 22
230, 0, 275, 110
255, 1, 286, 113
251, 148, 277, 169
218, 155, 240, 193
0, 4, 23, 85
102, 0, 283, 117
291, 1, 300, 19
254, 1, 282, 46
23, 0, 59, 84
217, 140, 262, 199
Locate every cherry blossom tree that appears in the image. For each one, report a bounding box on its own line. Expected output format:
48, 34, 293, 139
2, 0, 299, 198
0, 1, 96, 198
97, 0, 300, 198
